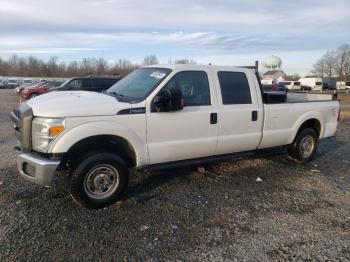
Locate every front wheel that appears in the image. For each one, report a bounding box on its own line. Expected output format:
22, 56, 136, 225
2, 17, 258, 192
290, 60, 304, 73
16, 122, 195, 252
287, 128, 318, 163
69, 152, 129, 209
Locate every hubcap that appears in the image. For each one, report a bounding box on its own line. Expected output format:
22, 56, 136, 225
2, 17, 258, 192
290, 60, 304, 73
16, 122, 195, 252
83, 164, 120, 199
300, 135, 315, 158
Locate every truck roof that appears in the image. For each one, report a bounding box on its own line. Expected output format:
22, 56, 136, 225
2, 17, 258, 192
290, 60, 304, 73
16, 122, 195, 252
142, 64, 255, 72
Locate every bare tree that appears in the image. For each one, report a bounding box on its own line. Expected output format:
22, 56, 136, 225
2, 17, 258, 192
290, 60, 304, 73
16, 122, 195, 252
111, 59, 136, 76
324, 51, 337, 78
334, 44, 350, 81
67, 61, 79, 76
175, 58, 197, 64
168, 58, 197, 64
311, 43, 350, 80
96, 58, 108, 75
311, 58, 326, 78
285, 73, 301, 81
142, 55, 159, 65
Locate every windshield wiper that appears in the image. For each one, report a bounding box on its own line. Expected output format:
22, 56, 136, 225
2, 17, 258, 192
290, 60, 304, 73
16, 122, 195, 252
106, 91, 125, 101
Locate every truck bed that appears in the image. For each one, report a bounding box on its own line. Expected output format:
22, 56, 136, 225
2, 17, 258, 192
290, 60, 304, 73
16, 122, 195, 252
263, 91, 336, 104
286, 92, 336, 103
259, 95, 339, 149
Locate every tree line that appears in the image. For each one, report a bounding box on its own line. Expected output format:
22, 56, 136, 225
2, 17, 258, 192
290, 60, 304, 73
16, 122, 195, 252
310, 44, 350, 80
0, 54, 196, 78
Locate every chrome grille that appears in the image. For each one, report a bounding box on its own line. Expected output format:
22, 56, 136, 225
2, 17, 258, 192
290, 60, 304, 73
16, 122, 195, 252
11, 103, 33, 152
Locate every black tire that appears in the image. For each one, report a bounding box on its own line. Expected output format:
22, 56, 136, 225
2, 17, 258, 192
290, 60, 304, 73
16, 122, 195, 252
69, 152, 129, 209
287, 128, 318, 163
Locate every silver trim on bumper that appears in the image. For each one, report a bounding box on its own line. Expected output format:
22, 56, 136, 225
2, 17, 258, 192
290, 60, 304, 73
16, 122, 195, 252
17, 153, 61, 186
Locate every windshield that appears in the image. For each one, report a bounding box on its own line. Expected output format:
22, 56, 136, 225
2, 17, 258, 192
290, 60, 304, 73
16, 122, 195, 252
59, 79, 72, 88
107, 67, 172, 103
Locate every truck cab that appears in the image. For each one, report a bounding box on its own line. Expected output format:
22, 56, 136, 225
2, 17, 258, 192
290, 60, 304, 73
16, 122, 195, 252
12, 64, 339, 209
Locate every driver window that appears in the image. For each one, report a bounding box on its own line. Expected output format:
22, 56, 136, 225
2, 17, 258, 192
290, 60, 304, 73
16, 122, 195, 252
162, 71, 211, 106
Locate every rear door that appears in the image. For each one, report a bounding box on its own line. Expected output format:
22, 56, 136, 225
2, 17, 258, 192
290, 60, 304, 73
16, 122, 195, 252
212, 69, 263, 154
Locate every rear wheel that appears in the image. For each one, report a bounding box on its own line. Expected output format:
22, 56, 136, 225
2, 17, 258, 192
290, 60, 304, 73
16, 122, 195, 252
287, 128, 318, 163
69, 152, 129, 209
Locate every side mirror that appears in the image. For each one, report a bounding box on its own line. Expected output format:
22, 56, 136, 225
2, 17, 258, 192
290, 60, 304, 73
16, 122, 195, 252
152, 88, 184, 112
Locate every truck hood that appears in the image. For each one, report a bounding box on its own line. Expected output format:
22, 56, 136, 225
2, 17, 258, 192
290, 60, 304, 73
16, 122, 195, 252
26, 91, 130, 117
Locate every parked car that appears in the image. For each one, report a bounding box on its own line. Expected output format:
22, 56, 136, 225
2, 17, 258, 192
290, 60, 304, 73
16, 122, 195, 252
323, 83, 336, 90
11, 64, 339, 209
277, 81, 293, 90
16, 82, 46, 94
21, 82, 58, 101
301, 85, 312, 91
346, 82, 350, 90
51, 76, 120, 93
263, 83, 287, 92
299, 78, 323, 91
0, 77, 6, 88
292, 81, 301, 90
6, 78, 19, 88
337, 81, 350, 90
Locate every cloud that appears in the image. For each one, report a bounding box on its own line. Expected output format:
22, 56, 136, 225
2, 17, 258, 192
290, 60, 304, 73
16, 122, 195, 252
0, 0, 349, 32
0, 0, 349, 75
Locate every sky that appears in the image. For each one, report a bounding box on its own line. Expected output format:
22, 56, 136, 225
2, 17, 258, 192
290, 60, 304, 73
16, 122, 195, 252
0, 0, 349, 76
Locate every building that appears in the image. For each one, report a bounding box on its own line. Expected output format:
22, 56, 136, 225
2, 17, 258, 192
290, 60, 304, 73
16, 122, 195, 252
261, 55, 286, 85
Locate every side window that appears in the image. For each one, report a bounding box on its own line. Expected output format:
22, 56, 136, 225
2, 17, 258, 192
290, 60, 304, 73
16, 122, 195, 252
217, 72, 252, 104
82, 79, 92, 89
162, 71, 210, 106
93, 78, 106, 88
93, 78, 118, 89
68, 79, 82, 89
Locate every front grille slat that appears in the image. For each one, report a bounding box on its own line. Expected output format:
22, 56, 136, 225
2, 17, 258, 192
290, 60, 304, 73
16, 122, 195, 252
12, 103, 33, 152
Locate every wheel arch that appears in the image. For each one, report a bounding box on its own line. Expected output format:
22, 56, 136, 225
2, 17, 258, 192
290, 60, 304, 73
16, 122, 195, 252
49, 121, 149, 167
290, 115, 323, 145
296, 118, 321, 137
62, 135, 137, 168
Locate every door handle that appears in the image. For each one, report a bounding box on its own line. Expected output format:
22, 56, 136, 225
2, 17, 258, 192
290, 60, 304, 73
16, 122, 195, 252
252, 111, 258, 121
210, 113, 217, 124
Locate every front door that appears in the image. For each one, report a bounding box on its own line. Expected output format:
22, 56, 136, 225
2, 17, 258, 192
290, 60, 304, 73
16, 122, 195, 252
146, 70, 218, 164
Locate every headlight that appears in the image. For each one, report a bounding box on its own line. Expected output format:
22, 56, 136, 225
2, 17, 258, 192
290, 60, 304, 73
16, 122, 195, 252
32, 117, 65, 152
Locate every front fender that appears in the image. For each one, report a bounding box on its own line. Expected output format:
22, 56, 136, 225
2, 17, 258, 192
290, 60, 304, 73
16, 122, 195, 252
48, 121, 149, 166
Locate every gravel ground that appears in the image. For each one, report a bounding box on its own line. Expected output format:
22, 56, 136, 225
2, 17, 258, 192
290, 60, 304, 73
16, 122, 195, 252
0, 89, 349, 261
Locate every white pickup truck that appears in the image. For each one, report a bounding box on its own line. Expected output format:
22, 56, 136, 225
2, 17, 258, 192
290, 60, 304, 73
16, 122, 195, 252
11, 64, 340, 208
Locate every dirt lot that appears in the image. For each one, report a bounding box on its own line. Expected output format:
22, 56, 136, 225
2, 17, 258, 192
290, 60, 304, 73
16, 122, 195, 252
0, 89, 349, 261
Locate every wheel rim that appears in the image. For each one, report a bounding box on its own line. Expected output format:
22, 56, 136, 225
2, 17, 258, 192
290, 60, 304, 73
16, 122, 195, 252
83, 164, 120, 199
299, 135, 315, 158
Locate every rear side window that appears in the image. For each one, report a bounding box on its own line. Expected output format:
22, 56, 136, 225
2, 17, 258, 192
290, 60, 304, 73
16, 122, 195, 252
217, 72, 252, 104
316, 82, 322, 86
93, 78, 118, 89
162, 71, 211, 106
82, 79, 92, 88
294, 82, 301, 85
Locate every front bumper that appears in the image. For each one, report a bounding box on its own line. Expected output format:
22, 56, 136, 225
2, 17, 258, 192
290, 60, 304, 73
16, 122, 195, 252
17, 153, 61, 186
